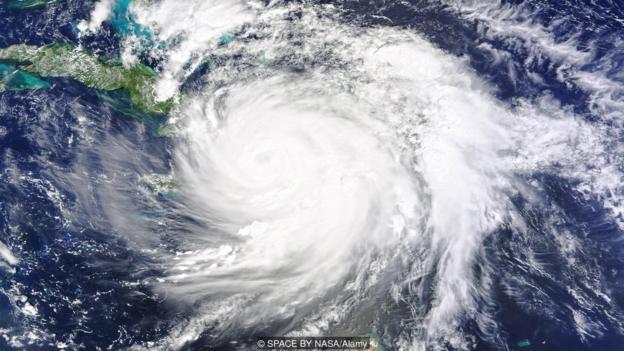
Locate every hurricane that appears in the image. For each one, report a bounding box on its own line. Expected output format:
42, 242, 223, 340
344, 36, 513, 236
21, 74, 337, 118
1, 0, 624, 350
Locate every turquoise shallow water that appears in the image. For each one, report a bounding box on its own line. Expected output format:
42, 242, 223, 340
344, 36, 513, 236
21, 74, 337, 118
110, 0, 154, 45
0, 64, 49, 91
0, 0, 624, 350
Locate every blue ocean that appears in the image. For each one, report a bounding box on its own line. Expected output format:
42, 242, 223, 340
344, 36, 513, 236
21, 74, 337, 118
1, 0, 623, 350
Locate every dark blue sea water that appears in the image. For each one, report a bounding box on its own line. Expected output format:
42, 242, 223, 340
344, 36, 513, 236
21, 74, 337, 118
1, 1, 624, 350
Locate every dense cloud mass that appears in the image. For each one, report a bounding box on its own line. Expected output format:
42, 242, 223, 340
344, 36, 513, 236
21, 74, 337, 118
1, 0, 624, 350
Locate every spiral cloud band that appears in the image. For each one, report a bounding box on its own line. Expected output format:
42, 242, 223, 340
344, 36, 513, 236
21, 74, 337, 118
101, 0, 620, 349
151, 21, 520, 345
171, 75, 420, 310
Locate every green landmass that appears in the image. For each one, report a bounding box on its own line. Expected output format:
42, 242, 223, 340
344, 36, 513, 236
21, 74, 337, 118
140, 173, 179, 199
155, 123, 178, 137
0, 44, 172, 114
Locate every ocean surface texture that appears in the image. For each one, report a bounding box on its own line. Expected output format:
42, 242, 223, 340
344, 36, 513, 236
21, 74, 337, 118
1, 0, 624, 350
